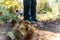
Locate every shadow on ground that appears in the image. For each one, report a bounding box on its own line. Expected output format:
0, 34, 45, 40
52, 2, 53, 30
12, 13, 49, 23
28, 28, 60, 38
36, 18, 60, 34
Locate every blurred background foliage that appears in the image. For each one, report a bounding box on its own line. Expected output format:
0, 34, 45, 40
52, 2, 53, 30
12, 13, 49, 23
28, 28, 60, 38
36, 0, 59, 21
37, 0, 52, 14
0, 0, 21, 22
0, 0, 59, 23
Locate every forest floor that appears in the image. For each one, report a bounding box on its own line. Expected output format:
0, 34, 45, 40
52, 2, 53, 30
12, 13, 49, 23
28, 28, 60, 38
0, 18, 60, 40
0, 7, 60, 40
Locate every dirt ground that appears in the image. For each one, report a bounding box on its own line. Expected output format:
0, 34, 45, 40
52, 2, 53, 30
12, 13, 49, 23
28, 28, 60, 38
0, 18, 60, 40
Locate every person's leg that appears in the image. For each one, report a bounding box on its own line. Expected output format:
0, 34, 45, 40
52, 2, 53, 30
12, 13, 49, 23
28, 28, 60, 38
23, 0, 30, 20
23, 0, 33, 22
31, 0, 37, 21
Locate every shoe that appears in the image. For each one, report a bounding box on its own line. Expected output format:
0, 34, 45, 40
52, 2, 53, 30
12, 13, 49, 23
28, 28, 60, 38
31, 21, 36, 24
33, 19, 38, 22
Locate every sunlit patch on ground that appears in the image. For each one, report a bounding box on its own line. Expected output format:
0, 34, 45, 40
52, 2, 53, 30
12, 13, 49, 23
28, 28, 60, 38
32, 30, 60, 40
37, 13, 59, 21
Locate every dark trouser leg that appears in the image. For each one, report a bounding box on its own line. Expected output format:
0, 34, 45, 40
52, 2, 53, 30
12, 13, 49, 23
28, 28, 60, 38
23, 0, 30, 20
31, 0, 37, 21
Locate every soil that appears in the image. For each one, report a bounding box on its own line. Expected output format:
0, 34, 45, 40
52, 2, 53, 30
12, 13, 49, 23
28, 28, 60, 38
0, 18, 60, 40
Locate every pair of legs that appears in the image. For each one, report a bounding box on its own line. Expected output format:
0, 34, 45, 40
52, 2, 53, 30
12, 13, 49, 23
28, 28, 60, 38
23, 0, 37, 22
